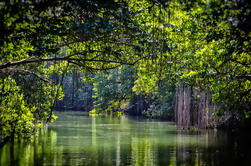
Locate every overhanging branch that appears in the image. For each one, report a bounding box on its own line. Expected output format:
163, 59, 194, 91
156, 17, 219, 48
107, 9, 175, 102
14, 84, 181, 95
1, 67, 53, 83
0, 53, 146, 70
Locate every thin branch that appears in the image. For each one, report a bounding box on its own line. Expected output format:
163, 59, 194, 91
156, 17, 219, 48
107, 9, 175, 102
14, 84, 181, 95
1, 67, 52, 83
0, 55, 137, 69
68, 60, 121, 71
0, 56, 71, 69
85, 65, 122, 71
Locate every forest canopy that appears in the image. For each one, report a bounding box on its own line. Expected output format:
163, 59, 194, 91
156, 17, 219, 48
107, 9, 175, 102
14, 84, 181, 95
0, 0, 250, 140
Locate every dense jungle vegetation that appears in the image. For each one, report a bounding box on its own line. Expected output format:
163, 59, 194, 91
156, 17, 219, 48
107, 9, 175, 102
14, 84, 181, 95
0, 0, 250, 144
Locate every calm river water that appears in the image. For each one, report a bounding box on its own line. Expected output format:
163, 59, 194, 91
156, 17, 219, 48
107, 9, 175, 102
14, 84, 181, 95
0, 111, 250, 166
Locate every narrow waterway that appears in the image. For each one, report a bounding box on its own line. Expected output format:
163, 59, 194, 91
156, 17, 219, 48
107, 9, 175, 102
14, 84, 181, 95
0, 111, 250, 166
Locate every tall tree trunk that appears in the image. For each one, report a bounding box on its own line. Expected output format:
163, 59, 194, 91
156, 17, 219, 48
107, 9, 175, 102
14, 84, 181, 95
71, 69, 75, 106
175, 83, 220, 128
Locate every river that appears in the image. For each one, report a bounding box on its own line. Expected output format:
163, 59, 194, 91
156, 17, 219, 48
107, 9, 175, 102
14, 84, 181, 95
0, 111, 250, 166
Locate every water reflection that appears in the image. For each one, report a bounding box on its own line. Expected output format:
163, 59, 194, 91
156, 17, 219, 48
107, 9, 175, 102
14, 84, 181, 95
0, 111, 250, 166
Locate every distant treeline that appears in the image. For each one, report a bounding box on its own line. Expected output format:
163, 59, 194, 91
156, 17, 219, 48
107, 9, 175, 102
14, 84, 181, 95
55, 67, 175, 120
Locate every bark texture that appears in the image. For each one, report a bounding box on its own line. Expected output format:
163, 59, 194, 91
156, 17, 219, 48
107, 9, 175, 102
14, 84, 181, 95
175, 83, 220, 129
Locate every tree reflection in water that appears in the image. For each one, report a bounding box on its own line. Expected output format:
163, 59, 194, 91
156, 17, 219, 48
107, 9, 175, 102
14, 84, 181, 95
0, 112, 250, 166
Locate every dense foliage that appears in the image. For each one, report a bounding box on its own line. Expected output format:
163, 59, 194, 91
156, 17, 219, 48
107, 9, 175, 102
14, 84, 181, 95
0, 0, 143, 141
129, 0, 250, 117
0, 0, 250, 142
90, 66, 175, 119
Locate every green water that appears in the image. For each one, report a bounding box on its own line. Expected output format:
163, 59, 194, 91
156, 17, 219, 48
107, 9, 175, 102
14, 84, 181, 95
0, 111, 250, 166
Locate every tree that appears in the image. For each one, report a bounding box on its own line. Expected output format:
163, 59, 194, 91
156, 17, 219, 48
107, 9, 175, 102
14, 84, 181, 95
0, 0, 147, 141
91, 66, 135, 115
0, 0, 250, 142
130, 0, 250, 121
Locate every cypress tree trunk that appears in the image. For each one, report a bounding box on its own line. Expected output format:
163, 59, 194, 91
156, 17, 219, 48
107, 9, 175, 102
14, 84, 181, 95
175, 83, 220, 129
